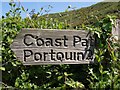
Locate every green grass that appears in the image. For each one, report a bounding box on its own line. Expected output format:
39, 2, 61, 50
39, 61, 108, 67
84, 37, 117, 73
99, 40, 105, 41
41, 2, 119, 28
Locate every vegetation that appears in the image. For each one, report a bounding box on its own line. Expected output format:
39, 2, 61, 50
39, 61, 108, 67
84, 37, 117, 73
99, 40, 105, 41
1, 1, 120, 89
87, 15, 120, 89
44, 2, 119, 29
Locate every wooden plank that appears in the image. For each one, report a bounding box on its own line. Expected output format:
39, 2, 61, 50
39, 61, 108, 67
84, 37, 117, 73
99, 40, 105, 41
10, 29, 95, 65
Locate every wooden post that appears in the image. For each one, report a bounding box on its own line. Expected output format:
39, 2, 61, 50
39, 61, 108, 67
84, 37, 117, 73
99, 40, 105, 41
112, 19, 120, 43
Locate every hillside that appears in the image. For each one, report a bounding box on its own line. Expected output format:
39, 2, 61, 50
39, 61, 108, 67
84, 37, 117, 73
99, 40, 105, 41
43, 2, 119, 28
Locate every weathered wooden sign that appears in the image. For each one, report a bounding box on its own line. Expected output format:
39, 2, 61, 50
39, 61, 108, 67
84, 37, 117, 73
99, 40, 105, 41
10, 29, 95, 65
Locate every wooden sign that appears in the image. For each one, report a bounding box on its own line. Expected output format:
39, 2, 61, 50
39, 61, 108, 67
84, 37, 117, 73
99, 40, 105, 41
10, 29, 94, 65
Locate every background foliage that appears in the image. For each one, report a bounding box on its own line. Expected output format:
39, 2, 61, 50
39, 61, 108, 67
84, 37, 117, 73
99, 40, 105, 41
45, 2, 120, 29
1, 1, 120, 89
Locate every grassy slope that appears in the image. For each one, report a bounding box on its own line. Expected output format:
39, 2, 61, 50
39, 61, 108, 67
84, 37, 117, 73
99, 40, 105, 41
43, 2, 119, 28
